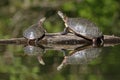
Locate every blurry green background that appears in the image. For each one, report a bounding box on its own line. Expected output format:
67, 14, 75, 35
0, 0, 120, 80
0, 0, 120, 39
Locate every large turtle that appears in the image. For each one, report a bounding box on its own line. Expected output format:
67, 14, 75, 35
57, 11, 104, 44
23, 17, 46, 45
57, 45, 102, 71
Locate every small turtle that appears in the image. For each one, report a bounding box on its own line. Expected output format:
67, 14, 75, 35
57, 11, 104, 44
23, 17, 46, 45
24, 45, 45, 65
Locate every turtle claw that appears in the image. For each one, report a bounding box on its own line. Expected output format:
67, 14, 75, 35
100, 38, 104, 46
61, 27, 69, 35
92, 38, 99, 47
61, 31, 67, 35
92, 38, 104, 47
35, 39, 38, 46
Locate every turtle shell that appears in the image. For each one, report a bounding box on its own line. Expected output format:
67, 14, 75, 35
24, 45, 45, 65
23, 23, 45, 40
66, 18, 103, 39
64, 47, 101, 64
57, 47, 101, 70
24, 45, 44, 56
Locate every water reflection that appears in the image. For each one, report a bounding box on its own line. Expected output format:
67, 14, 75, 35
0, 43, 120, 80
23, 43, 102, 70
24, 45, 45, 65
57, 45, 102, 70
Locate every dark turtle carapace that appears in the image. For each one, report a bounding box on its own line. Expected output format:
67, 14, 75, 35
23, 17, 46, 45
57, 11, 104, 44
24, 45, 45, 65
57, 45, 101, 71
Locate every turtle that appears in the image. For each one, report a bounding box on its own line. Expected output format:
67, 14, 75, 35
57, 45, 102, 71
23, 17, 46, 45
24, 45, 45, 65
57, 11, 104, 44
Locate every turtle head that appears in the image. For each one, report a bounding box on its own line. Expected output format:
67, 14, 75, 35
38, 17, 46, 26
57, 11, 67, 23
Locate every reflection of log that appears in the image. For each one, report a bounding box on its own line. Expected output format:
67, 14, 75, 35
0, 33, 120, 46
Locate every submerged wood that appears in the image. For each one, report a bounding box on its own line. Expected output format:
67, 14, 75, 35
0, 33, 120, 46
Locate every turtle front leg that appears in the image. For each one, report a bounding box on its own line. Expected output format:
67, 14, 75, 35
35, 34, 45, 46
35, 39, 39, 46
61, 27, 69, 35
27, 39, 31, 45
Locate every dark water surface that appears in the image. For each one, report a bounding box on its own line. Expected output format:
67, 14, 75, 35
0, 44, 120, 80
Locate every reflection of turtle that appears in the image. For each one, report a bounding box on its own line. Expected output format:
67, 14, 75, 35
57, 46, 102, 70
23, 17, 46, 45
24, 45, 45, 65
57, 11, 104, 44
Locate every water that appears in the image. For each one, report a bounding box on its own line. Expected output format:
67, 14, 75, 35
0, 44, 120, 80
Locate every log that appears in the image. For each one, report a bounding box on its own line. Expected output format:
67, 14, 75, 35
0, 33, 120, 46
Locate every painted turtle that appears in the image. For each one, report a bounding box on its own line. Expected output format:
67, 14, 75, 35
57, 45, 102, 71
24, 45, 45, 65
57, 11, 104, 44
23, 17, 46, 45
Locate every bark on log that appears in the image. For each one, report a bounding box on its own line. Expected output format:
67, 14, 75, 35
0, 33, 120, 46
